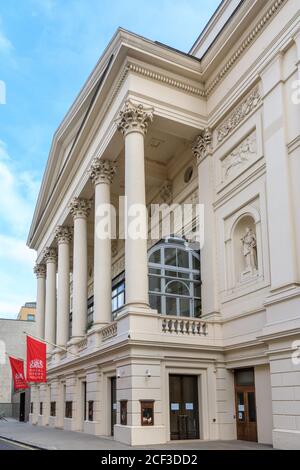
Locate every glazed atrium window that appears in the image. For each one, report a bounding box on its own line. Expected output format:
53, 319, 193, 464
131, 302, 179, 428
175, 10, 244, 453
148, 237, 201, 318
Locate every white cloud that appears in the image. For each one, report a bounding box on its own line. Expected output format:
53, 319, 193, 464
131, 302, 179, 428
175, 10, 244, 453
0, 140, 40, 236
0, 234, 36, 265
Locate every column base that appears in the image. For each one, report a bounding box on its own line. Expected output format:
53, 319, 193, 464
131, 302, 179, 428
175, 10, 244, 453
67, 336, 85, 346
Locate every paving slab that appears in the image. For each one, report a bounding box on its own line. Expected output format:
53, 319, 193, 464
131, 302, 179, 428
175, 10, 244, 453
0, 421, 273, 450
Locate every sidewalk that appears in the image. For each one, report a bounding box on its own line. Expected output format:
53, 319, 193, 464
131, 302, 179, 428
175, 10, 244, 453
0, 421, 272, 450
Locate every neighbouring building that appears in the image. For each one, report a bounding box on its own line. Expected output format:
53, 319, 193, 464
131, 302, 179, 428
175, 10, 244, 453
17, 302, 36, 322
0, 318, 36, 421
27, 0, 300, 449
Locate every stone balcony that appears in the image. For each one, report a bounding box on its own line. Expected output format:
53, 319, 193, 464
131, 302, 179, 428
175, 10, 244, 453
47, 308, 223, 368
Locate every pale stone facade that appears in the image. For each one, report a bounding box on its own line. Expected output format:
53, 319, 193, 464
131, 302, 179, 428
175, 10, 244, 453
27, 0, 300, 449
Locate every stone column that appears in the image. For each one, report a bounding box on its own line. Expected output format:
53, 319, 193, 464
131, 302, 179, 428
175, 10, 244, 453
69, 198, 91, 342
34, 263, 46, 339
55, 226, 72, 348
89, 158, 117, 326
43, 247, 57, 352
116, 100, 153, 307
192, 130, 219, 318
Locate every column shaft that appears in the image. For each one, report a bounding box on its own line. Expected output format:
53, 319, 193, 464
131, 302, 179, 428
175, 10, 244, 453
34, 264, 46, 339
124, 131, 148, 306
69, 198, 90, 341
55, 227, 71, 347
44, 248, 57, 352
116, 100, 154, 308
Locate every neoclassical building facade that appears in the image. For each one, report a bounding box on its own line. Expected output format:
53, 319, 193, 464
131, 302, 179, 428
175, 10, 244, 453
27, 0, 300, 449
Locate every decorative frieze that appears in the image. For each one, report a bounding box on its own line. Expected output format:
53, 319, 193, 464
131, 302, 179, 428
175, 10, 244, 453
43, 247, 57, 263
88, 157, 117, 185
69, 197, 91, 219
216, 87, 261, 143
116, 100, 154, 137
55, 226, 72, 244
34, 263, 46, 278
192, 128, 213, 164
222, 131, 257, 180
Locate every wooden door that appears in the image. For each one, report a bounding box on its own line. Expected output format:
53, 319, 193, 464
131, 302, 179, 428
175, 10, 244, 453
235, 369, 257, 442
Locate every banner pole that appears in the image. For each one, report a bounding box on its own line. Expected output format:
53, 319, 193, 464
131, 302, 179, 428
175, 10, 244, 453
23, 332, 80, 358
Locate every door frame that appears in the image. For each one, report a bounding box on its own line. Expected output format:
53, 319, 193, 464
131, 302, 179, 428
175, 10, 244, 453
169, 374, 200, 440
166, 368, 207, 442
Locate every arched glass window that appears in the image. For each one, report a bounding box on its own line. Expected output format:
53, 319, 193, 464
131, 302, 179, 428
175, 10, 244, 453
148, 237, 201, 318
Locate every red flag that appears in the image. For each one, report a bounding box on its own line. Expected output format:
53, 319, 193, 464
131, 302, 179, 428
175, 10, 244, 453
26, 336, 47, 383
9, 357, 28, 390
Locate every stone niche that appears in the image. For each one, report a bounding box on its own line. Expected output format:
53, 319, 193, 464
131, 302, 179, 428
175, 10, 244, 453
223, 200, 263, 295
233, 215, 258, 284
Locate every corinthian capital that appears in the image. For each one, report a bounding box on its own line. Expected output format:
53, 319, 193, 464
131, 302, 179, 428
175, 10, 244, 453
43, 247, 57, 263
192, 128, 213, 165
34, 263, 46, 278
69, 197, 91, 219
88, 158, 117, 185
116, 99, 154, 137
55, 226, 72, 244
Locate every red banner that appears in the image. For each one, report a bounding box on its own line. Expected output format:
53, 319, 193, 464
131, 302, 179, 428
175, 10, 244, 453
26, 336, 47, 383
9, 357, 28, 390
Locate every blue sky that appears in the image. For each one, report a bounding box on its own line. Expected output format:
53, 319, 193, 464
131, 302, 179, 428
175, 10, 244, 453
0, 0, 220, 319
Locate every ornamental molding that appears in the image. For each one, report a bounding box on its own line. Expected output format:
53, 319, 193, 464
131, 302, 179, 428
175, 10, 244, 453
126, 62, 206, 97
216, 87, 261, 144
116, 99, 154, 137
192, 128, 213, 164
34, 263, 46, 278
43, 247, 57, 263
205, 0, 286, 96
55, 226, 73, 244
69, 197, 91, 219
88, 157, 117, 185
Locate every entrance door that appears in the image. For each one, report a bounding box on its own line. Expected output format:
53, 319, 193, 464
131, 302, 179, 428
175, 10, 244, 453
235, 369, 257, 442
111, 377, 117, 436
169, 375, 199, 440
19, 392, 25, 422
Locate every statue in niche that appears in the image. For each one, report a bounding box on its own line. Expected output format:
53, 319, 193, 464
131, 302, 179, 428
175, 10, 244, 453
241, 227, 257, 272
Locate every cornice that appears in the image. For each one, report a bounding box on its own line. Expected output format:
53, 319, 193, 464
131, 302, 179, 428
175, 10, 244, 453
205, 0, 287, 96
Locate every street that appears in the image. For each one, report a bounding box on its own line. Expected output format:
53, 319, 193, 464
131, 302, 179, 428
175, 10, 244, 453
0, 437, 35, 451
